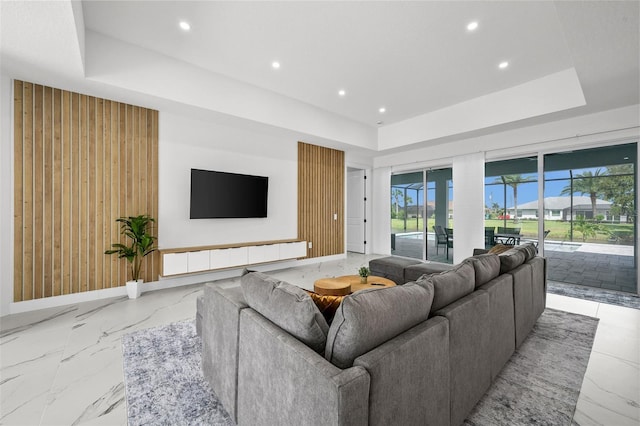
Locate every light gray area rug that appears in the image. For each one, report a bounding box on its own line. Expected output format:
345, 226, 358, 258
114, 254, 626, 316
122, 320, 234, 426
465, 308, 599, 426
123, 308, 598, 426
548, 280, 640, 310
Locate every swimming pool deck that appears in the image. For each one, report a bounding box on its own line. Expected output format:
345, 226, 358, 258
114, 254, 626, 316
390, 234, 638, 294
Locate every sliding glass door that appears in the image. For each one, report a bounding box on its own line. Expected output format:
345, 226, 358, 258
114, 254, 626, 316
390, 168, 453, 263
543, 144, 637, 293
391, 172, 424, 259
485, 157, 539, 250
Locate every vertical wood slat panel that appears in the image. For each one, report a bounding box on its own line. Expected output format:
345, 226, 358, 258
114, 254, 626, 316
13, 81, 24, 302
13, 80, 160, 301
22, 83, 34, 301
298, 142, 344, 259
33, 84, 44, 300
62, 91, 71, 296
71, 92, 80, 294
79, 94, 88, 293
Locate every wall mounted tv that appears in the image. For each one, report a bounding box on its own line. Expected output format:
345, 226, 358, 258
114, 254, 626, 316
190, 169, 269, 219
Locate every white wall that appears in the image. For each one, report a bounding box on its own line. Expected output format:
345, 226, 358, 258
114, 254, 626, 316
375, 104, 640, 169
378, 68, 585, 150
452, 152, 486, 263
159, 112, 298, 248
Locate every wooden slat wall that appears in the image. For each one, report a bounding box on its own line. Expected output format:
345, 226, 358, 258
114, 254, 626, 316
298, 142, 345, 258
13, 80, 159, 302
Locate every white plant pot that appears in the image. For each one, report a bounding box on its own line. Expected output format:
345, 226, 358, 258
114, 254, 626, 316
126, 279, 143, 299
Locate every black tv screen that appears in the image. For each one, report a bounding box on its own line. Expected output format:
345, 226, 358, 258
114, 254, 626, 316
190, 169, 268, 219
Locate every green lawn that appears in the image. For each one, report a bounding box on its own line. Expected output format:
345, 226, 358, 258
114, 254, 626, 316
391, 218, 634, 244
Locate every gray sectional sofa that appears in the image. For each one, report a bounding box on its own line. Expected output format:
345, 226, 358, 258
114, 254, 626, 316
198, 243, 546, 425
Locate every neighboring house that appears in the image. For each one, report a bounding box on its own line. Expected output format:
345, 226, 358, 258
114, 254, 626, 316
506, 196, 622, 221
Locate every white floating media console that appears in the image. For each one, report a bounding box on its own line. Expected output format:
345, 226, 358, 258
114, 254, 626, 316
161, 240, 307, 277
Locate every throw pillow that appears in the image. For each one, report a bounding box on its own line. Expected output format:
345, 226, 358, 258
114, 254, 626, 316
240, 272, 329, 353
325, 282, 434, 369
305, 291, 344, 325
488, 244, 513, 254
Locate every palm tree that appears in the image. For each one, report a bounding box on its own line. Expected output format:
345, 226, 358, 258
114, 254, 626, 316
493, 174, 534, 221
561, 169, 605, 220
392, 189, 403, 215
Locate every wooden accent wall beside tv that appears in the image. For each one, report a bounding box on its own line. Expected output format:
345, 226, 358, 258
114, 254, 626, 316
298, 142, 345, 258
13, 80, 159, 302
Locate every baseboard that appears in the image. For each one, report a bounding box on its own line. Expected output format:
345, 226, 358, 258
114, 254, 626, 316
5, 253, 347, 316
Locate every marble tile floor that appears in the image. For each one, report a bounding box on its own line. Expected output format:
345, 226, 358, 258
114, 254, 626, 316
1, 253, 638, 425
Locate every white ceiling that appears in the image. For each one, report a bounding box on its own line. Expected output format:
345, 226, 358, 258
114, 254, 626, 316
1, 1, 639, 152
82, 1, 579, 126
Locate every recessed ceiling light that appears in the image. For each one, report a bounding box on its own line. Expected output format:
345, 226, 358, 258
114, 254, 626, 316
179, 21, 191, 31
338, 89, 346, 97
499, 61, 509, 69
467, 21, 478, 31
379, 107, 386, 113
377, 121, 384, 125
272, 61, 281, 69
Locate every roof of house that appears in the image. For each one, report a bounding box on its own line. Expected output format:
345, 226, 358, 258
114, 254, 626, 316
509, 196, 612, 210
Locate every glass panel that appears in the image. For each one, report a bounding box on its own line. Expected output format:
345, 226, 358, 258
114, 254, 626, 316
543, 143, 637, 294
390, 171, 424, 259
485, 158, 539, 250
426, 168, 453, 263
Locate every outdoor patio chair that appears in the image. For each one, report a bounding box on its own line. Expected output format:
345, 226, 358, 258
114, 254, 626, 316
534, 230, 551, 249
445, 228, 454, 259
433, 225, 449, 257
485, 227, 495, 247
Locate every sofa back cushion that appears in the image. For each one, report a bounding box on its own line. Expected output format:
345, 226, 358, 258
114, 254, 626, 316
325, 282, 434, 369
241, 272, 329, 353
498, 248, 527, 274
467, 254, 501, 288
417, 261, 475, 314
516, 243, 538, 261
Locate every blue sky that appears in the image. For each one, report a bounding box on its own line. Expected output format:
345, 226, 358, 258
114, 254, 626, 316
394, 167, 620, 208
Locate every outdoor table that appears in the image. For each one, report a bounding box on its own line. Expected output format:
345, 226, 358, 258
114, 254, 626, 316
494, 233, 522, 245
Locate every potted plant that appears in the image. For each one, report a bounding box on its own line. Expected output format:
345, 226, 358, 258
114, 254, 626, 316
105, 215, 156, 299
358, 266, 370, 284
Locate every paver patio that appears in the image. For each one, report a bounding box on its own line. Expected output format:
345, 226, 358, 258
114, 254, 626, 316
390, 233, 638, 294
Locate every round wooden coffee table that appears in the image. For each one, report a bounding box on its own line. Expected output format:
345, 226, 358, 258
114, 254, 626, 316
313, 275, 396, 296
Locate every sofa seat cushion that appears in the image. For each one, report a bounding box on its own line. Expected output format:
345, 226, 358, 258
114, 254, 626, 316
241, 272, 329, 353
417, 261, 475, 314
466, 253, 501, 288
369, 256, 422, 284
404, 261, 454, 282
325, 282, 435, 369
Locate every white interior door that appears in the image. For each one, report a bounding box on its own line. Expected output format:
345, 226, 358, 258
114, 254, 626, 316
347, 169, 366, 253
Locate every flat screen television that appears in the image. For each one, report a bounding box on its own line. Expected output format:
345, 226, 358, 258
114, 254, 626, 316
190, 169, 268, 219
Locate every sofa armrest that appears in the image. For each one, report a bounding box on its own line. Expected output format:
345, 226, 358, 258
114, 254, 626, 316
353, 317, 450, 426
201, 283, 248, 422
238, 309, 369, 426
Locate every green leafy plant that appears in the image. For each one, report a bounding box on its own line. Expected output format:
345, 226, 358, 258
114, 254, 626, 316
573, 217, 600, 242
358, 266, 370, 278
105, 215, 156, 281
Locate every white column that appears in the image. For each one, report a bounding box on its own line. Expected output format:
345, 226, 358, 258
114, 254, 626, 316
371, 166, 392, 255
452, 152, 486, 263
